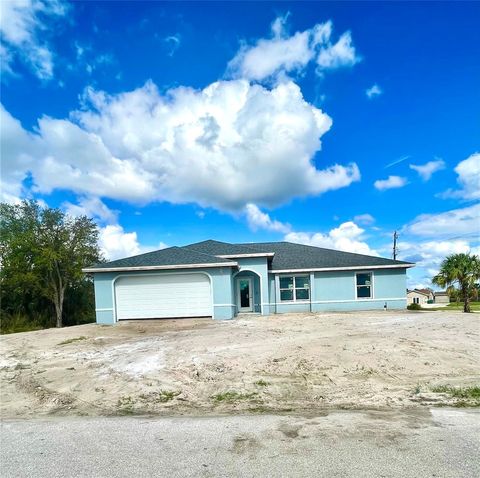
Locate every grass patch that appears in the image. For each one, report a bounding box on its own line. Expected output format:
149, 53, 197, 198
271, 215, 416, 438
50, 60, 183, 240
117, 395, 136, 414
139, 390, 181, 403
426, 302, 480, 312
445, 302, 480, 311
0, 313, 52, 334
57, 336, 88, 346
430, 385, 480, 399
211, 391, 258, 402
254, 379, 270, 387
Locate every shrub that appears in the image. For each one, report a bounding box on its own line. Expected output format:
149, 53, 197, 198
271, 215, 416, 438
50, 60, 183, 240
0, 312, 54, 334
407, 303, 422, 310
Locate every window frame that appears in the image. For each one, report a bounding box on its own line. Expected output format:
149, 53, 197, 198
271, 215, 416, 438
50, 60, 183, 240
279, 275, 310, 303
355, 271, 374, 300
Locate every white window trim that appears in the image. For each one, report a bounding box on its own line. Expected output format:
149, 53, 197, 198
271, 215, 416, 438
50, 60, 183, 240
278, 274, 310, 303
355, 271, 374, 300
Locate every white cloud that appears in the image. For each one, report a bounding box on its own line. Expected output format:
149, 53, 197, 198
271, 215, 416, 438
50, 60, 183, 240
164, 34, 181, 57
1, 79, 360, 211
399, 238, 477, 289
0, 0, 68, 80
409, 159, 445, 181
440, 153, 480, 200
63, 196, 118, 224
227, 16, 360, 82
353, 213, 375, 225
285, 221, 378, 256
403, 203, 480, 238
374, 175, 408, 191
0, 104, 36, 203
316, 31, 359, 71
365, 84, 382, 99
99, 224, 141, 261
98, 225, 168, 261
245, 204, 290, 233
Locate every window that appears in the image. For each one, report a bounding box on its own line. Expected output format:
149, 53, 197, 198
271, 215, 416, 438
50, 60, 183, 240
279, 275, 310, 302
356, 272, 372, 299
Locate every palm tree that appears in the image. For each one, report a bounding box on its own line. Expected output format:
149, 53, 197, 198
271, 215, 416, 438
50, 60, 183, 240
432, 253, 480, 313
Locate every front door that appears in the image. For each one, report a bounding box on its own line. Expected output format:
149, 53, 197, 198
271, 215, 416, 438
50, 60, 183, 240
238, 278, 253, 312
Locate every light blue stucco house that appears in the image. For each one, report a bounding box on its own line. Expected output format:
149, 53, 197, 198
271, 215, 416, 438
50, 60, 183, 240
83, 240, 414, 324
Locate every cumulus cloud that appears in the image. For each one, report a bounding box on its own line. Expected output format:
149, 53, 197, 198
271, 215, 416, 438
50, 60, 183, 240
402, 203, 480, 238
227, 16, 360, 82
245, 204, 291, 233
0, 104, 36, 203
1, 79, 360, 211
440, 153, 480, 200
63, 196, 119, 224
409, 159, 445, 181
0, 0, 68, 80
399, 238, 478, 289
285, 221, 378, 256
98, 224, 141, 261
365, 84, 382, 99
374, 175, 408, 191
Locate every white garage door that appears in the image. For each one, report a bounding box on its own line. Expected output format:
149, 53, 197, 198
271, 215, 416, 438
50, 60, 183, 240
115, 274, 212, 320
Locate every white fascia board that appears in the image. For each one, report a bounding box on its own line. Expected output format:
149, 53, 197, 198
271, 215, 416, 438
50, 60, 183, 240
82, 262, 238, 273
271, 264, 414, 273
217, 253, 275, 259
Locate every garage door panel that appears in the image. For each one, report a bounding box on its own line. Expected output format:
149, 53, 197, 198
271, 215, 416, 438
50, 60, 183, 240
115, 274, 212, 320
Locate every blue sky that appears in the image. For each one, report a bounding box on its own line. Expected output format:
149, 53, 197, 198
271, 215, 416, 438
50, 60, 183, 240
1, 1, 479, 288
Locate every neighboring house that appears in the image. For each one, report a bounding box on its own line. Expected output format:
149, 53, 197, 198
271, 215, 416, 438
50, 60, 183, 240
407, 289, 433, 305
434, 291, 450, 303
84, 240, 414, 324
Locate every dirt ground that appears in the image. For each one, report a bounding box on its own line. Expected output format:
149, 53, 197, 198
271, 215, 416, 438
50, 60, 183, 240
1, 310, 479, 418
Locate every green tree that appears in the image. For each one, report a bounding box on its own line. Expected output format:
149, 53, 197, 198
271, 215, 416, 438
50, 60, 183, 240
0, 200, 102, 327
432, 253, 480, 313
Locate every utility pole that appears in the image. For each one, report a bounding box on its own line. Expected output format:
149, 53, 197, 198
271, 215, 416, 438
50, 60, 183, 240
393, 231, 398, 260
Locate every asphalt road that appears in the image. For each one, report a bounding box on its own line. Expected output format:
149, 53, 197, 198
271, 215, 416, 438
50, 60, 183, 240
1, 409, 479, 478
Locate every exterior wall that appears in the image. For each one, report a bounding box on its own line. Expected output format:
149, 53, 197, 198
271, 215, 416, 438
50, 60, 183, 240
407, 291, 429, 305
92, 261, 409, 324
435, 293, 449, 303
92, 266, 235, 324
269, 268, 407, 313
234, 257, 270, 315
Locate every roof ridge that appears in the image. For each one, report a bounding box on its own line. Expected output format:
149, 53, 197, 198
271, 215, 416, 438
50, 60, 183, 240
177, 245, 236, 262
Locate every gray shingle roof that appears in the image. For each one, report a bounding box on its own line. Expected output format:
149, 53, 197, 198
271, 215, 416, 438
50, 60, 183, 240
87, 246, 235, 270
236, 241, 413, 270
87, 239, 413, 272
183, 240, 262, 256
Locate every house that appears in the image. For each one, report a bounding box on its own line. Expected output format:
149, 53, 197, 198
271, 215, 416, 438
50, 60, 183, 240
434, 291, 450, 303
407, 288, 433, 305
83, 240, 414, 324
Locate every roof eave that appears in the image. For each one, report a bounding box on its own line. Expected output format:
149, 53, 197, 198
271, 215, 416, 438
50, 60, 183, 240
270, 263, 414, 273
82, 261, 238, 273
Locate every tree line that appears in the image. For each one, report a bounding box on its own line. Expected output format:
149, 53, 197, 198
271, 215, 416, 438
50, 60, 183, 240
0, 201, 103, 333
